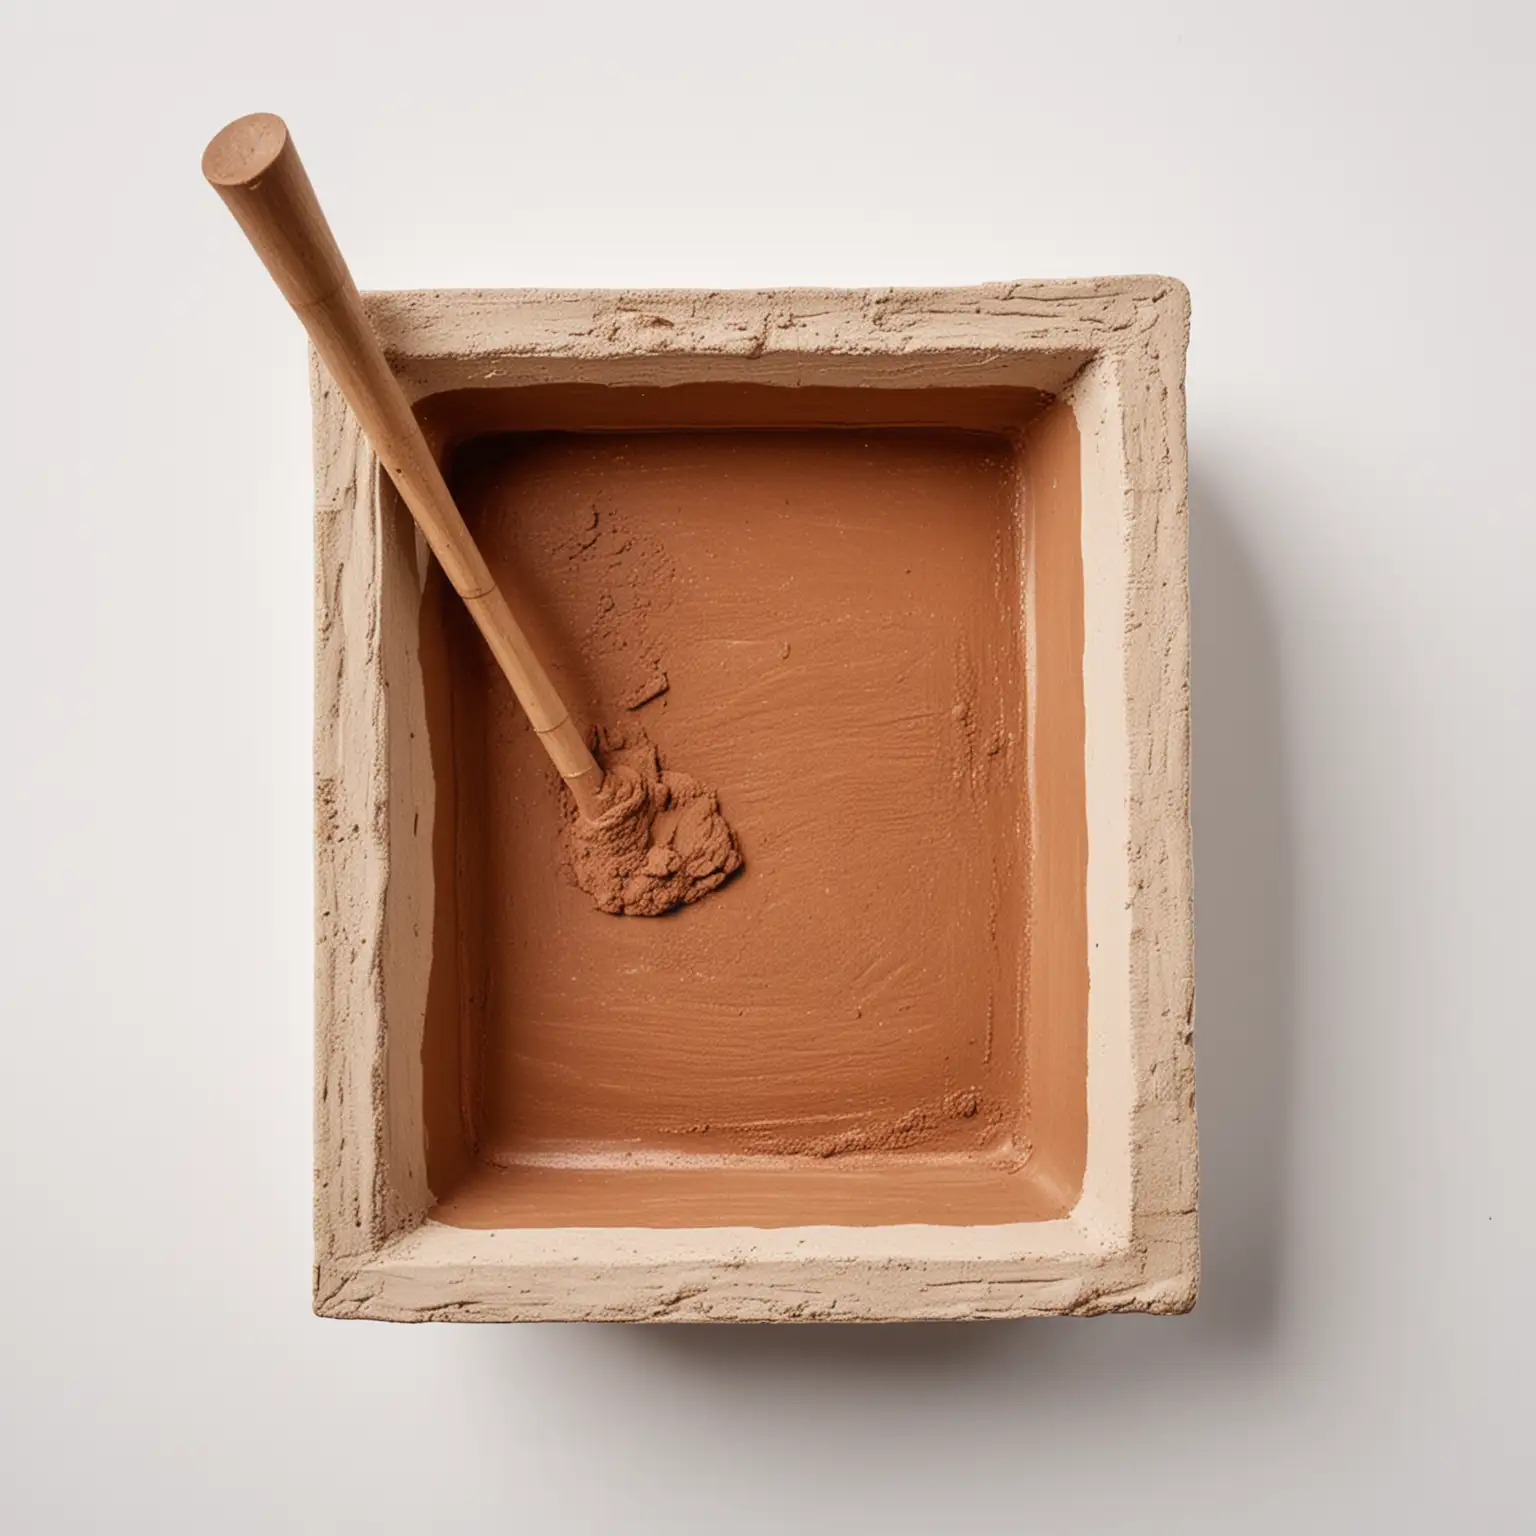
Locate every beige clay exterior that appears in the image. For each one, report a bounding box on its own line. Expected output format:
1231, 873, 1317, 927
312, 280, 1196, 1322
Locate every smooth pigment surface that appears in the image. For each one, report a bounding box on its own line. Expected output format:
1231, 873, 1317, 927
419, 386, 1088, 1227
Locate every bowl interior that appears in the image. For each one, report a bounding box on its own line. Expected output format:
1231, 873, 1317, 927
409, 383, 1088, 1228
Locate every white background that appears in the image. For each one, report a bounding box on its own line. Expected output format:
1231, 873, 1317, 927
2, 1, 1532, 1530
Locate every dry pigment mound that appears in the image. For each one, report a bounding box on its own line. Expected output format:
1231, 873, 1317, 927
564, 732, 742, 916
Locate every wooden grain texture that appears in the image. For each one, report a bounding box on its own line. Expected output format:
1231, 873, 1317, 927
311, 279, 1196, 1322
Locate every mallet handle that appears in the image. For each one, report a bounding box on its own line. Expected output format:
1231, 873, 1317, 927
203, 113, 602, 812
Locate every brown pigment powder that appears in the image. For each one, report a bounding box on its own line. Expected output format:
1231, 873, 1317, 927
444, 424, 1029, 1165
563, 727, 742, 916
417, 390, 1091, 1227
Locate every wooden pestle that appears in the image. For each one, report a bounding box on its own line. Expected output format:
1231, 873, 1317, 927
202, 113, 604, 817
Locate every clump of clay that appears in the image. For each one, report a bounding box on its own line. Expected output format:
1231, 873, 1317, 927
565, 731, 742, 916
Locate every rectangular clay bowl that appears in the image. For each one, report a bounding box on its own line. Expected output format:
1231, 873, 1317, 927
313, 281, 1196, 1322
